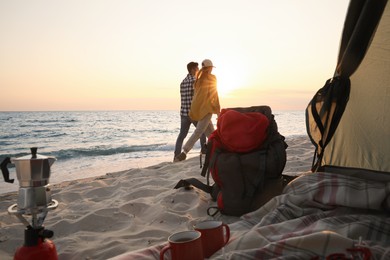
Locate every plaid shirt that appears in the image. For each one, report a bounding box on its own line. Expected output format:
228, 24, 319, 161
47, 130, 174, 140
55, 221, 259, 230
180, 74, 196, 116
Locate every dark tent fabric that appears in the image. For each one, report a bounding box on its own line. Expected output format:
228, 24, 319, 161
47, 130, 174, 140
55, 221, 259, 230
306, 0, 390, 175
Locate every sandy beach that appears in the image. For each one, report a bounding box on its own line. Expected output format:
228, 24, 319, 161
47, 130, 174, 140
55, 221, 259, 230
0, 136, 313, 259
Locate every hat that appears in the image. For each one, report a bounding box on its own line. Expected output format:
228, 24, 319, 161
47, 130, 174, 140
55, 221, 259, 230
202, 59, 214, 68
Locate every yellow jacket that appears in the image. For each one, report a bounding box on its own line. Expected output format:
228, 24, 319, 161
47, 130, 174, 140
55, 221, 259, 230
189, 73, 220, 121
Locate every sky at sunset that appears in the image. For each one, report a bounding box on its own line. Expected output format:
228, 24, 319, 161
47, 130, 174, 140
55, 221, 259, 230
0, 0, 350, 111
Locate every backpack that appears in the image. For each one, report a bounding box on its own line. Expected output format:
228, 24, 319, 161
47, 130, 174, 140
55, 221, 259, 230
174, 106, 290, 216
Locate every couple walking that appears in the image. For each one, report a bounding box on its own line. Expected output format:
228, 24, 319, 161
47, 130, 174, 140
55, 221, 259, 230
174, 59, 221, 162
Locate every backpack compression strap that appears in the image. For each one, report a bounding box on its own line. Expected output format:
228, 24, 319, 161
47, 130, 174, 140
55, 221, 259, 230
201, 139, 215, 177
173, 178, 213, 194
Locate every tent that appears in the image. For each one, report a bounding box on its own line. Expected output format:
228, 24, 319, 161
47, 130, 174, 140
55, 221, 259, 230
306, 0, 390, 176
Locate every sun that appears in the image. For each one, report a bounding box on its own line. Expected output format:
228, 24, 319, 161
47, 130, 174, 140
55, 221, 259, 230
215, 65, 248, 97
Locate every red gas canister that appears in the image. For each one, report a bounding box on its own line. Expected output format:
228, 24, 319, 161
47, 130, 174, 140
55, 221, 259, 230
14, 227, 58, 260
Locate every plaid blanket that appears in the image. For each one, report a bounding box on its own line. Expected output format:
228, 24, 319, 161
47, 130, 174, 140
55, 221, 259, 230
110, 171, 390, 259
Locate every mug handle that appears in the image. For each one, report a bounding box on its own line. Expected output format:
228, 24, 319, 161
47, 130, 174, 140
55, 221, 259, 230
222, 224, 230, 245
160, 244, 171, 260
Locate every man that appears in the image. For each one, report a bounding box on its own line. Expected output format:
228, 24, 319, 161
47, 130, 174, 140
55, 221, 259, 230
174, 61, 206, 162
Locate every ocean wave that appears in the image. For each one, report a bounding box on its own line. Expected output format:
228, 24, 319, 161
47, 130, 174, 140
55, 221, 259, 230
0, 140, 12, 146
52, 143, 171, 160
0, 133, 30, 140
0, 143, 173, 164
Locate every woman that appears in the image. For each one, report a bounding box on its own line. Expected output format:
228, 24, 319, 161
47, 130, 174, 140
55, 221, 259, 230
174, 59, 221, 162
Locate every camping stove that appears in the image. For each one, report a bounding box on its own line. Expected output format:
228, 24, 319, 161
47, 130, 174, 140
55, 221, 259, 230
1, 148, 59, 260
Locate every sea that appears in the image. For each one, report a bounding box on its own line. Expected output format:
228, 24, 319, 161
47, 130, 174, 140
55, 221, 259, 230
0, 110, 307, 195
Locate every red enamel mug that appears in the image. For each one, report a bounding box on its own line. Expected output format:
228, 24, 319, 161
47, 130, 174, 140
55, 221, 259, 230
194, 220, 230, 258
160, 230, 203, 260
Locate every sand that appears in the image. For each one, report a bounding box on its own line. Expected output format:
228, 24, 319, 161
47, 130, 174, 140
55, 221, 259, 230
0, 136, 313, 260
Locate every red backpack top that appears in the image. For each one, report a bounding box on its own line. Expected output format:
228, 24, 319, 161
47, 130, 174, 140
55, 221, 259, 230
216, 109, 270, 153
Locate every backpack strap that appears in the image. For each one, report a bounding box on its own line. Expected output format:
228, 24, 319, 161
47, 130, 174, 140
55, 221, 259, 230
1, 157, 15, 183
207, 207, 220, 217
206, 148, 222, 186
173, 178, 213, 194
201, 139, 214, 177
